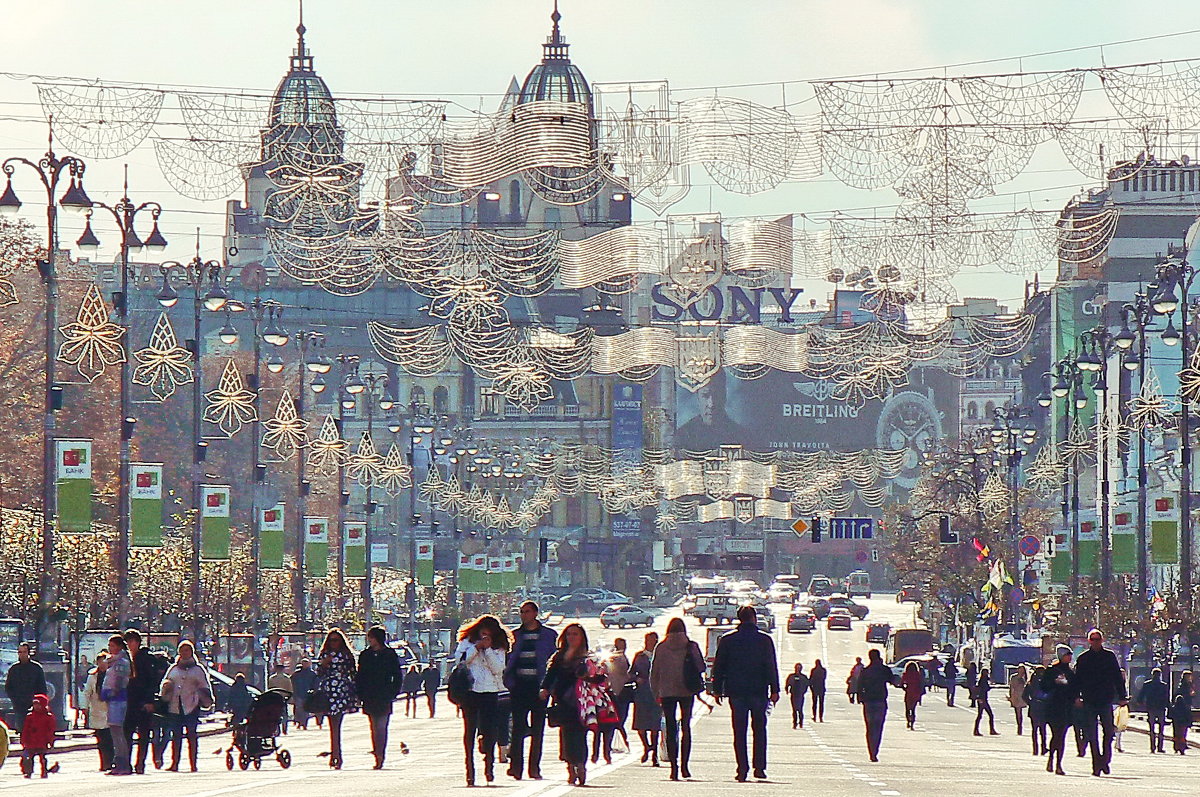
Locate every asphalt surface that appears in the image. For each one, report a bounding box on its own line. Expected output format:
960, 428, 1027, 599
2, 595, 1194, 795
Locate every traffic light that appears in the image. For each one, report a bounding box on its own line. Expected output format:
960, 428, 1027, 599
811, 517, 822, 543
938, 515, 958, 545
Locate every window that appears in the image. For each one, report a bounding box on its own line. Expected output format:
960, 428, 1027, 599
508, 180, 522, 221
967, 402, 978, 420
544, 206, 561, 229
411, 385, 426, 404
433, 385, 449, 414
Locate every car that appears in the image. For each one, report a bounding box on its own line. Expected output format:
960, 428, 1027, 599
826, 595, 869, 620
767, 582, 799, 603
807, 575, 835, 597
866, 622, 890, 643
888, 653, 957, 687
757, 611, 776, 631
843, 570, 871, 598
787, 607, 817, 633
896, 585, 923, 603
805, 597, 832, 618
599, 604, 655, 628
691, 594, 742, 625
826, 608, 853, 630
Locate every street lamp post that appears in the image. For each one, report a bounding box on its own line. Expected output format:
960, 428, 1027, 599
1048, 356, 1088, 596
1079, 323, 1120, 600
358, 369, 391, 623
1117, 291, 1156, 606
334, 354, 361, 615
0, 127, 93, 642
294, 330, 329, 624
987, 406, 1037, 619
77, 171, 167, 625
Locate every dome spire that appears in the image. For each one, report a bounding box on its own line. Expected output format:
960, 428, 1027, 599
291, 0, 314, 73
543, 0, 569, 62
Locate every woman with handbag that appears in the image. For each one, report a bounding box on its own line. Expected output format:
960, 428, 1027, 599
161, 641, 213, 772
454, 614, 511, 786
630, 631, 662, 766
317, 628, 360, 769
649, 617, 704, 780
540, 622, 598, 786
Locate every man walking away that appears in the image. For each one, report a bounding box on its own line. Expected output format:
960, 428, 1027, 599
123, 630, 169, 773
785, 663, 809, 729
504, 600, 558, 780
422, 662, 440, 718
290, 659, 317, 729
4, 643, 47, 734
846, 657, 863, 704
857, 649, 892, 762
1073, 629, 1127, 776
1139, 668, 1169, 753
711, 605, 779, 782
943, 658, 958, 707
809, 660, 827, 722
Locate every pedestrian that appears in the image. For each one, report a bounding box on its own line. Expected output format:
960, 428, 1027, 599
973, 667, 998, 736
1040, 645, 1075, 775
1023, 665, 1048, 756
1170, 671, 1194, 755
809, 660, 827, 721
4, 642, 47, 734
540, 622, 594, 786
19, 694, 55, 778
1138, 668, 1169, 753
964, 661, 978, 709
455, 614, 511, 786
846, 657, 863, 704
899, 661, 924, 730
504, 600, 558, 780
1073, 629, 1127, 776
161, 640, 213, 773
123, 629, 169, 772
100, 634, 134, 776
710, 605, 780, 781
785, 663, 810, 729
1008, 665, 1028, 735
856, 649, 892, 762
650, 617, 705, 780
607, 637, 632, 750
630, 631, 662, 766
317, 628, 360, 770
943, 658, 958, 707
227, 674, 253, 726
402, 665, 423, 717
290, 659, 317, 730
267, 662, 293, 735
82, 652, 114, 772
357, 625, 404, 769
422, 662, 440, 718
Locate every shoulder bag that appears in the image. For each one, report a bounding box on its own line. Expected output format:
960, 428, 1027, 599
447, 652, 474, 706
683, 643, 705, 695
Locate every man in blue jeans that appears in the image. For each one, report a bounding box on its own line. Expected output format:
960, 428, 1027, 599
710, 605, 780, 782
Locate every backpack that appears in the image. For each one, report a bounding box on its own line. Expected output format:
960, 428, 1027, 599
446, 652, 474, 706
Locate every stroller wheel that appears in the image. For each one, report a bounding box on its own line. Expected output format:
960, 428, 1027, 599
225, 753, 234, 771
238, 753, 250, 771
253, 758, 261, 771
277, 750, 292, 769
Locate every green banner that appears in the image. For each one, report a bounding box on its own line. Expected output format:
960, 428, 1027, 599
1150, 495, 1179, 564
200, 485, 231, 560
416, 541, 434, 586
1078, 539, 1100, 577
304, 517, 329, 578
55, 439, 92, 533
1112, 533, 1136, 574
344, 521, 366, 578
488, 557, 503, 594
260, 504, 285, 570
130, 463, 163, 547
1049, 540, 1070, 584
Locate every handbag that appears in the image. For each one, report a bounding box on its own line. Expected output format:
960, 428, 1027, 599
447, 653, 474, 707
683, 644, 705, 695
546, 697, 573, 728
303, 688, 332, 715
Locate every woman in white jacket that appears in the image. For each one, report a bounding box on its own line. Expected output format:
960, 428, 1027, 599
161, 641, 213, 772
82, 652, 112, 771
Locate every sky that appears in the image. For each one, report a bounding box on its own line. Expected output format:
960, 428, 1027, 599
2, 0, 1199, 309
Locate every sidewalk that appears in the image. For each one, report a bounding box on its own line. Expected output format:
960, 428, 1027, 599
5, 715, 232, 758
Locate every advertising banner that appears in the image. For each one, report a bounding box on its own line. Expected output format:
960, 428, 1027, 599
1150, 495, 1179, 564
416, 541, 434, 586
344, 521, 367, 578
55, 439, 92, 533
200, 485, 231, 560
130, 463, 163, 547
259, 504, 285, 570
304, 517, 330, 578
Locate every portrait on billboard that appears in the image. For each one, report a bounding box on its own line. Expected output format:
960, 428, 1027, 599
674, 369, 749, 451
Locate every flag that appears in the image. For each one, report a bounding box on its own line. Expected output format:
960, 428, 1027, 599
972, 537, 990, 563
55, 439, 93, 532
344, 521, 367, 578
259, 504, 285, 569
304, 517, 329, 577
416, 542, 434, 586
129, 463, 163, 547
200, 485, 231, 560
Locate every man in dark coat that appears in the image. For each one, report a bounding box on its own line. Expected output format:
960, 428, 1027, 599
504, 601, 558, 780
4, 643, 47, 733
123, 630, 169, 773
1138, 668, 1170, 753
290, 659, 317, 729
710, 605, 779, 781
357, 626, 404, 769
1073, 629, 1127, 776
856, 649, 893, 762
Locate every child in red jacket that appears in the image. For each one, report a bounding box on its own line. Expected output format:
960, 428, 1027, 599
20, 694, 56, 778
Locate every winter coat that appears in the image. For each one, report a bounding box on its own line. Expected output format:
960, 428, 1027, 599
504, 622, 559, 689
710, 621, 779, 699
421, 667, 440, 694
785, 672, 810, 704
649, 631, 705, 699
606, 652, 631, 698
82, 669, 108, 730
290, 666, 317, 705
1040, 662, 1075, 726
453, 640, 507, 694
809, 664, 828, 693
101, 652, 131, 727
1007, 674, 1028, 708
401, 667, 423, 694
1023, 677, 1047, 723
900, 668, 925, 708
541, 651, 587, 730
1073, 646, 1126, 706
1169, 690, 1194, 726
846, 662, 864, 693
1138, 677, 1170, 713
4, 659, 47, 717
357, 646, 404, 716
163, 660, 213, 716
857, 660, 892, 703
20, 696, 55, 750
943, 659, 958, 688
128, 649, 169, 710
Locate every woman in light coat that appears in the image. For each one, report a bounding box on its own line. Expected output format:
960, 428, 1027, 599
162, 640, 213, 772
454, 614, 511, 786
649, 617, 704, 781
100, 634, 133, 775
82, 652, 112, 772
1007, 665, 1028, 736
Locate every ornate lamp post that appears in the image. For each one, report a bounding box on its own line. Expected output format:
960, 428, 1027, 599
1116, 290, 1157, 606
1047, 356, 1089, 596
1079, 323, 1120, 599
293, 330, 329, 623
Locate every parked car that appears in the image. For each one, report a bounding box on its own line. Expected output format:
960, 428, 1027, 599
843, 570, 871, 598
826, 608, 853, 630
787, 607, 817, 633
599, 604, 655, 628
865, 622, 890, 643
896, 585, 922, 603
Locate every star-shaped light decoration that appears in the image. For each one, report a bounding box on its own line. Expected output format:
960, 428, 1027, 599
133, 312, 194, 400
978, 471, 1011, 517
1127, 368, 1176, 432
306, 414, 347, 475
1179, 346, 1200, 404
203, 359, 257, 437
58, 283, 126, 382
1025, 444, 1066, 494
1059, 418, 1096, 467
376, 442, 413, 496
345, 430, 384, 487
261, 391, 307, 460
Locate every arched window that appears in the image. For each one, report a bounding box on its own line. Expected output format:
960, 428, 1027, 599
433, 385, 449, 414
411, 385, 426, 406
984, 400, 995, 418
967, 402, 978, 420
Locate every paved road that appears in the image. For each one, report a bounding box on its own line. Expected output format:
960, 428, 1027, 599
4, 595, 1194, 795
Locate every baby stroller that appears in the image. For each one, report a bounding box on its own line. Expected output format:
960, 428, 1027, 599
223, 688, 292, 770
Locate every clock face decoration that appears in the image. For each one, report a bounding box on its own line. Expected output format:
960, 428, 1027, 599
876, 390, 943, 489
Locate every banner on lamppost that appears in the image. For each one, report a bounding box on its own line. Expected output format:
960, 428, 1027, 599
344, 521, 367, 578
1077, 512, 1100, 577
1150, 495, 1179, 564
416, 541, 434, 586
304, 517, 329, 578
457, 553, 471, 593
200, 485, 231, 560
55, 439, 92, 533
259, 504, 285, 570
1112, 504, 1135, 574
472, 554, 488, 593
487, 556, 503, 594
502, 555, 518, 591
130, 463, 163, 547
513, 553, 525, 591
